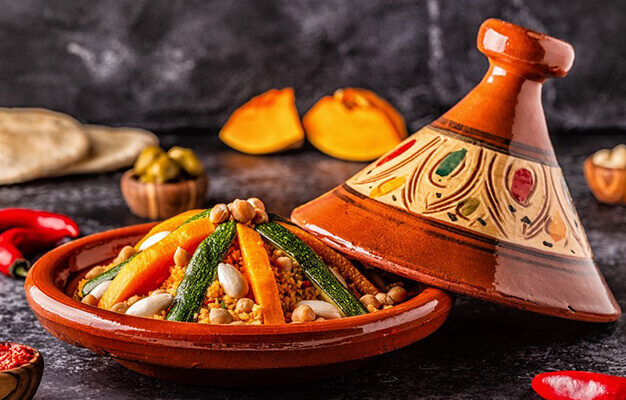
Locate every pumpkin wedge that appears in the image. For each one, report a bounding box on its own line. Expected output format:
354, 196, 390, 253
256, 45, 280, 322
237, 224, 286, 324
99, 210, 214, 309
134, 209, 204, 250
303, 88, 407, 161
219, 88, 304, 155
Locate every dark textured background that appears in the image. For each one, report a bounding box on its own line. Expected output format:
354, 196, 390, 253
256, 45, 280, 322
0, 0, 624, 133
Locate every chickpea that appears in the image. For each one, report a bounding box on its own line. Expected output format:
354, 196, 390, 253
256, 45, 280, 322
360, 294, 381, 309
253, 208, 269, 224
375, 292, 393, 306
110, 302, 129, 313
235, 298, 254, 314
127, 295, 142, 306
209, 308, 233, 324
228, 199, 256, 223
81, 294, 98, 306
230, 321, 245, 325
113, 246, 136, 265
292, 305, 316, 323
173, 246, 190, 267
315, 317, 326, 322
387, 286, 407, 304
275, 256, 293, 273
246, 197, 265, 211
210, 204, 230, 225
84, 266, 105, 280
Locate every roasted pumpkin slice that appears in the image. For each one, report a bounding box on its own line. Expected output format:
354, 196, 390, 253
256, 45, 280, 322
219, 88, 304, 155
303, 88, 407, 161
237, 224, 286, 324
134, 209, 204, 250
255, 222, 368, 317
98, 210, 215, 309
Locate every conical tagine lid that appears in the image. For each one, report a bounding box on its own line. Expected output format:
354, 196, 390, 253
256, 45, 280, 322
292, 19, 621, 322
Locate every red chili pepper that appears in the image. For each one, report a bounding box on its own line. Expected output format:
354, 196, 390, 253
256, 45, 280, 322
0, 208, 79, 238
532, 371, 626, 400
301, 280, 311, 288
376, 139, 416, 167
0, 228, 70, 278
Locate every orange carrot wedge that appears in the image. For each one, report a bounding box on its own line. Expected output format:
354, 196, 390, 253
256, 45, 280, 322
237, 223, 286, 324
134, 209, 204, 250
99, 210, 214, 309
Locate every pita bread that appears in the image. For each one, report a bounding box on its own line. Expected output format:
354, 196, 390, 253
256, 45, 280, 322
50, 125, 159, 176
0, 108, 89, 185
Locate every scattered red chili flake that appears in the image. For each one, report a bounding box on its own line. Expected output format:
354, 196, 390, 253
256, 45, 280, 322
0, 342, 36, 370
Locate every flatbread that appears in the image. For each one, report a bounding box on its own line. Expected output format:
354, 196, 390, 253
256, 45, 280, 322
0, 108, 89, 185
50, 125, 159, 176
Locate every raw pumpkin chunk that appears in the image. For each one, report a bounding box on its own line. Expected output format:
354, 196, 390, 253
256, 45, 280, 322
219, 88, 304, 155
303, 88, 407, 161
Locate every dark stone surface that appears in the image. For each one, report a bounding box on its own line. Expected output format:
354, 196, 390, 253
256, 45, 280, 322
0, 131, 624, 399
0, 0, 625, 132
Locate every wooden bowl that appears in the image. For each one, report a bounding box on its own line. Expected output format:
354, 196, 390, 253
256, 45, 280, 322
24, 223, 453, 386
120, 170, 208, 220
0, 344, 43, 400
584, 157, 626, 205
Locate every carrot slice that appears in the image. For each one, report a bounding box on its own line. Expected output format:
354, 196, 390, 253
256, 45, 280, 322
134, 209, 204, 250
277, 221, 379, 295
237, 223, 286, 325
99, 211, 214, 309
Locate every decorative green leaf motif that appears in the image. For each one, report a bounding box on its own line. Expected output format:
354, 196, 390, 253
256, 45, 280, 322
435, 149, 467, 177
459, 198, 480, 216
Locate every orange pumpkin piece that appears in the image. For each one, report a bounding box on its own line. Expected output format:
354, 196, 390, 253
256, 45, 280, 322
237, 224, 286, 324
99, 213, 215, 309
303, 88, 407, 161
134, 209, 204, 250
219, 88, 304, 155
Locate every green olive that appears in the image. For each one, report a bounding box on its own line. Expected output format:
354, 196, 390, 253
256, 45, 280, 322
167, 146, 204, 177
134, 146, 164, 176
143, 153, 181, 183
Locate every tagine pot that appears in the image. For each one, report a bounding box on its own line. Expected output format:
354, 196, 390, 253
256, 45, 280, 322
292, 19, 621, 322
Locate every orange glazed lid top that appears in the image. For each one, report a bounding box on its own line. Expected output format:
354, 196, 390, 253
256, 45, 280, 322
291, 19, 621, 323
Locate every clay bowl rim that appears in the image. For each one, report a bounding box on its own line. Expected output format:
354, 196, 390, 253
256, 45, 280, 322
120, 169, 209, 188
25, 222, 454, 343
584, 156, 626, 173
0, 342, 43, 374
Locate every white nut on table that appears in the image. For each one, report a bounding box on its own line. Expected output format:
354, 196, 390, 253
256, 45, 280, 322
125, 293, 174, 317
138, 230, 170, 251
89, 280, 112, 299
295, 300, 342, 319
218, 263, 249, 298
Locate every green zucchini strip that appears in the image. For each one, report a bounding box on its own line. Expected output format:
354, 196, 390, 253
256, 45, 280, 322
81, 209, 211, 297
166, 220, 237, 322
255, 222, 368, 317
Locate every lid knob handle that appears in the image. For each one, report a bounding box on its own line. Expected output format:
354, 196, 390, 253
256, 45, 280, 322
477, 18, 575, 79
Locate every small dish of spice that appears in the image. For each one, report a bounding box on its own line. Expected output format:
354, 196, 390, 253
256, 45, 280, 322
584, 144, 626, 204
121, 146, 209, 219
0, 342, 44, 400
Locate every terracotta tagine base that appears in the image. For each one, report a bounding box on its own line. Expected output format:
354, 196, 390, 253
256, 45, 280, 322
292, 19, 621, 322
25, 223, 453, 386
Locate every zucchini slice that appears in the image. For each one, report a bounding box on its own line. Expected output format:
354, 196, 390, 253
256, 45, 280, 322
81, 209, 211, 297
255, 222, 368, 317
166, 220, 237, 322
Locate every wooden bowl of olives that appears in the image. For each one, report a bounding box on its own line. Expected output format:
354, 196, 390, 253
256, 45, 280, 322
121, 146, 208, 219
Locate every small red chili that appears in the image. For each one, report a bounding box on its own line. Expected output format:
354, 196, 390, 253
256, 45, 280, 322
532, 371, 626, 400
0, 227, 70, 278
376, 139, 416, 167
0, 208, 79, 238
